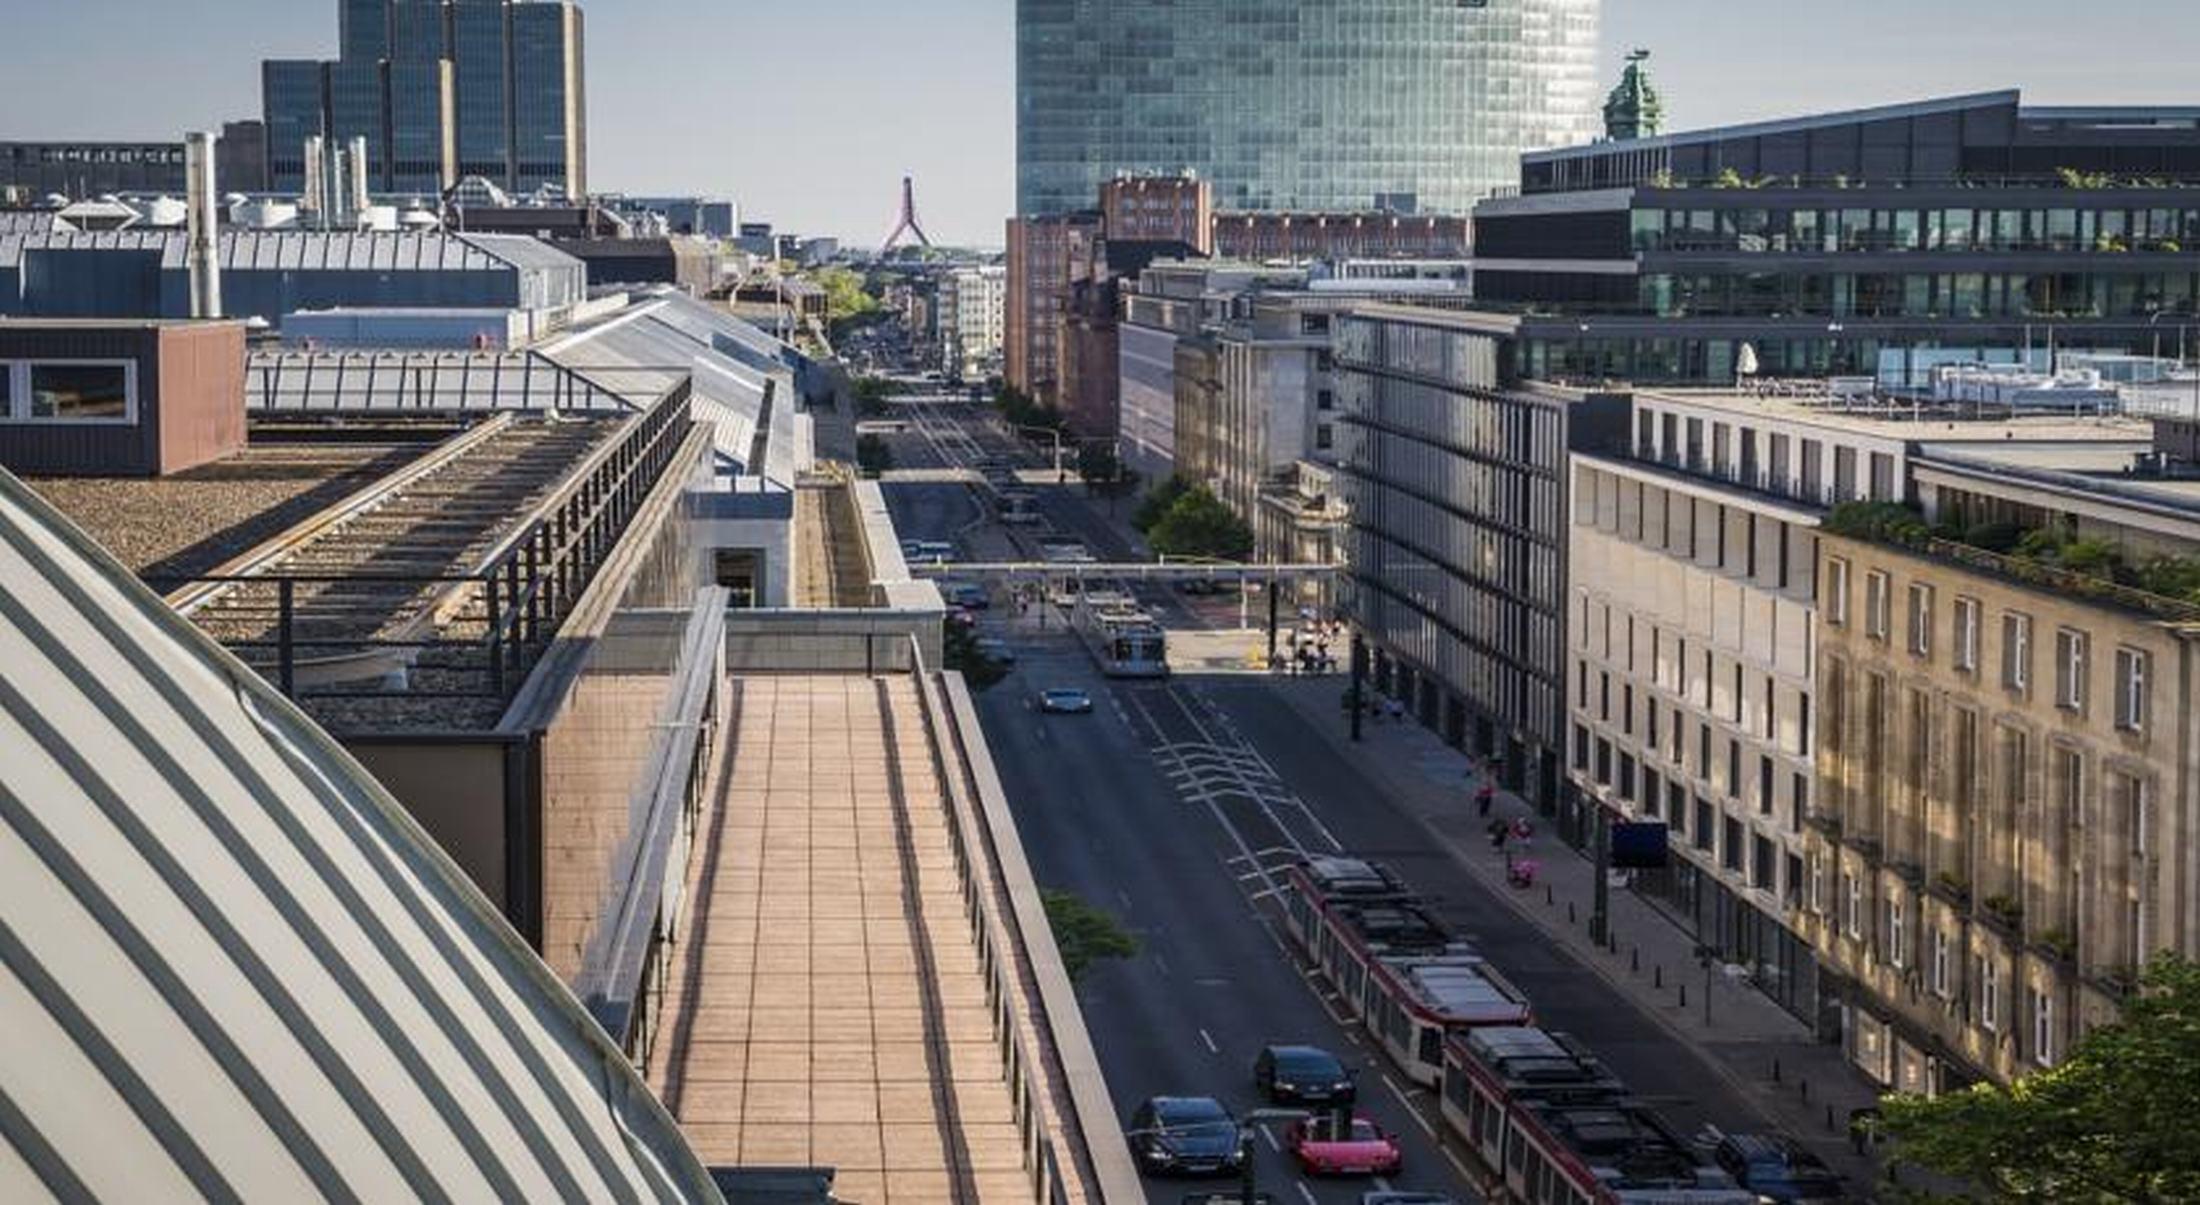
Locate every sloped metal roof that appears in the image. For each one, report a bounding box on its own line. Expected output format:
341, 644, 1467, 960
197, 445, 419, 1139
0, 469, 721, 1203
0, 229, 579, 274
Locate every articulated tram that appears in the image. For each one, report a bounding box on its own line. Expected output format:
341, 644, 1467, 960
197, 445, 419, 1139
1279, 856, 1532, 1087
1440, 1027, 1754, 1205
1072, 589, 1169, 678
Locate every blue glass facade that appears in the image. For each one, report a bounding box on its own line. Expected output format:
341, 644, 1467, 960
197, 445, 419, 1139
262, 0, 582, 200
451, 0, 512, 181
1015, 0, 1601, 217
263, 61, 327, 192
510, 3, 584, 196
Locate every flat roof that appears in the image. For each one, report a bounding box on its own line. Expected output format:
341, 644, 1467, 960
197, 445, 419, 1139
1525, 90, 2022, 163
1634, 387, 2156, 445
28, 437, 434, 578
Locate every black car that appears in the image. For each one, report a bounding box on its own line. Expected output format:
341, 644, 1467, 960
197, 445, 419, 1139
1712, 1134, 1846, 1203
1128, 1097, 1244, 1177
1254, 1044, 1355, 1105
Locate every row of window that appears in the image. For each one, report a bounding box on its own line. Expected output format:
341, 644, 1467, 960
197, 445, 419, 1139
1640, 269, 2200, 322
0, 361, 135, 425
1634, 408, 1901, 508
1827, 557, 2152, 732
1571, 730, 1802, 897
1631, 203, 2200, 256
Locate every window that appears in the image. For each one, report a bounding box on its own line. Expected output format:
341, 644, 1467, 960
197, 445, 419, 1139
1722, 817, 1744, 872
1315, 424, 1334, 451
1886, 894, 1907, 968
1953, 597, 1980, 671
1807, 853, 1825, 912
1844, 873, 1863, 937
1752, 833, 1775, 891
2002, 613, 2031, 691
5, 362, 134, 424
1316, 388, 1335, 411
1646, 704, 1660, 752
1864, 571, 1891, 639
1825, 558, 1850, 625
1907, 584, 1933, 656
2055, 629, 2088, 712
2115, 648, 2149, 732
1979, 957, 2001, 1032
1931, 928, 1951, 998
2032, 989, 2055, 1067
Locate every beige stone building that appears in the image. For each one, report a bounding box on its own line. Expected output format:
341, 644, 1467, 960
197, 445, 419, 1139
1808, 431, 2200, 1092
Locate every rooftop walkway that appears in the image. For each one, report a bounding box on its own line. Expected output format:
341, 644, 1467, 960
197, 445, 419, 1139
647, 670, 1139, 1204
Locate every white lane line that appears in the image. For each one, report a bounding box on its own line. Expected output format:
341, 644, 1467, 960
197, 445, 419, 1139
1375, 1176, 1394, 1193
1258, 1124, 1281, 1153
1443, 1146, 1478, 1185
1381, 1073, 1438, 1139
1116, 888, 1134, 910
1199, 1028, 1219, 1055
1153, 953, 1172, 978
1294, 1183, 1318, 1205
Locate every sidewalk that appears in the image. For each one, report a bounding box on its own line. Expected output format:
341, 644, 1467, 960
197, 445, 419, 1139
1260, 676, 1891, 1194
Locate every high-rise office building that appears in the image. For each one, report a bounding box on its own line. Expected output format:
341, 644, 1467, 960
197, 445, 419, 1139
262, 0, 586, 201
1015, 0, 1601, 217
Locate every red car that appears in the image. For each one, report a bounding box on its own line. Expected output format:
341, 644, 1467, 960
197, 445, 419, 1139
1285, 1113, 1403, 1176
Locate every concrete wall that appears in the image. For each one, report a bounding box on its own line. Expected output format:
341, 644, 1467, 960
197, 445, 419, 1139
724, 610, 941, 674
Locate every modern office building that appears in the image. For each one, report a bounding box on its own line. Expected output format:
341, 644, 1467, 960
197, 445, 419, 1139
1333, 305, 1628, 814
1015, 0, 1601, 218
1472, 90, 2200, 387
1805, 420, 2200, 1091
263, 0, 587, 200
1212, 212, 1471, 261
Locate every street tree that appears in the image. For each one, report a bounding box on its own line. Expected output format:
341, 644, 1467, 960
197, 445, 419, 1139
1148, 485, 1254, 562
1878, 953, 2200, 1203
1130, 475, 1194, 534
1042, 891, 1138, 981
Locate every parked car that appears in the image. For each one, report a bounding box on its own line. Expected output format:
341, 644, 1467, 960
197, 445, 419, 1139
1711, 1134, 1845, 1203
1285, 1113, 1402, 1177
1038, 688, 1094, 715
974, 637, 1016, 665
1128, 1097, 1244, 1177
1254, 1045, 1355, 1105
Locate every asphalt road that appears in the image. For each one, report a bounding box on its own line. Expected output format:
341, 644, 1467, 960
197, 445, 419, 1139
975, 642, 1483, 1205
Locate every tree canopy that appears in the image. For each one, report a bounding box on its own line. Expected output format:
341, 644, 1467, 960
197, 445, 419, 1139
1147, 484, 1255, 562
1879, 953, 2200, 1203
1042, 890, 1138, 981
1130, 475, 1195, 534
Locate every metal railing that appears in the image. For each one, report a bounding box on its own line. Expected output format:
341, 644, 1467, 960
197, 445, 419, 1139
904, 640, 1143, 1204
155, 380, 696, 712
576, 592, 728, 1065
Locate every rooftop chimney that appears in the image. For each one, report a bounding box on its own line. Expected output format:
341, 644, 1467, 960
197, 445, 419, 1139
184, 131, 222, 319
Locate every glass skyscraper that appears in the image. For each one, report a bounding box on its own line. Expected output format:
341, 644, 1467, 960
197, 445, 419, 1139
1015, 0, 1602, 217
262, 0, 585, 200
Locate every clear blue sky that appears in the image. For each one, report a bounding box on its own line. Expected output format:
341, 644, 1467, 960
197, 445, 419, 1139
3, 1, 2195, 247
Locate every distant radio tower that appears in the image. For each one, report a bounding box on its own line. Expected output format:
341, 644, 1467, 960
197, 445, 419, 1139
879, 175, 934, 256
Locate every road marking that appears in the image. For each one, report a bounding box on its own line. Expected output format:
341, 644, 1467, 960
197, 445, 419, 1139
1375, 1176, 1394, 1193
1116, 889, 1134, 909
1294, 1183, 1318, 1205
1198, 1028, 1219, 1054
1442, 1146, 1478, 1185
1258, 1124, 1280, 1152
1153, 953, 1171, 978
1382, 1074, 1438, 1138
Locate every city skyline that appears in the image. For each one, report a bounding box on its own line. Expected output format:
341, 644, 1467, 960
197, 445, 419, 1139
0, 0, 2194, 244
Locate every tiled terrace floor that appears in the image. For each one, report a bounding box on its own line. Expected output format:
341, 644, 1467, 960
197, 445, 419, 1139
648, 675, 1033, 1204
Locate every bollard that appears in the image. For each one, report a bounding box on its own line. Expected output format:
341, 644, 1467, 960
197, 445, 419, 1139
1825, 1105, 1836, 1133
1568, 901, 1577, 924
1801, 1079, 1810, 1103
1654, 965, 1663, 989
1545, 883, 1554, 906
1773, 1058, 1782, 1084
1631, 947, 1640, 973
1678, 984, 1687, 1009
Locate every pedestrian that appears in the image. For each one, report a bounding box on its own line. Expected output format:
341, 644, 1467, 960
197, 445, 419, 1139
1476, 783, 1495, 817
1389, 697, 1406, 724
1487, 818, 1509, 851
